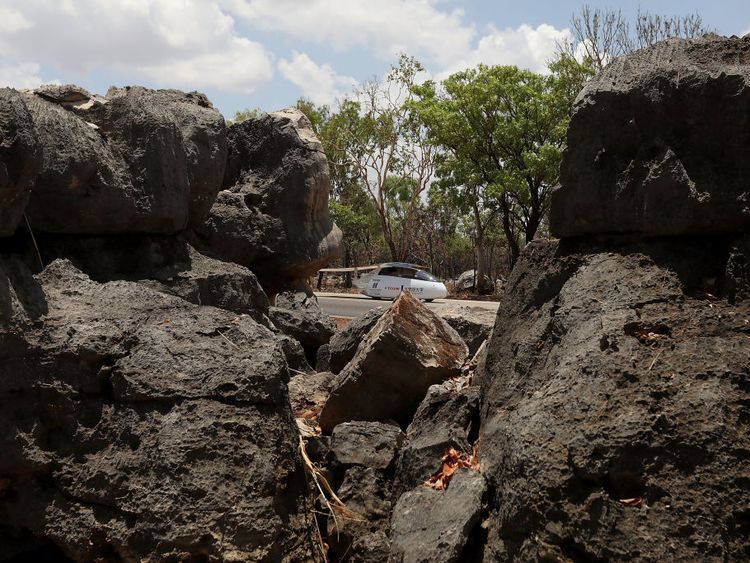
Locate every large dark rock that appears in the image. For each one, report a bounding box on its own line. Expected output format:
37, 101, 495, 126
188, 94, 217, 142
194, 108, 342, 294
328, 303, 494, 375
138, 244, 270, 322
0, 260, 315, 561
23, 85, 227, 234
326, 466, 393, 562
0, 256, 46, 325
0, 88, 39, 236
436, 304, 495, 356
389, 469, 486, 563
479, 239, 750, 561
330, 421, 404, 470
269, 288, 335, 361
320, 291, 468, 431
328, 305, 386, 374
32, 235, 272, 325
394, 380, 479, 496
551, 35, 750, 237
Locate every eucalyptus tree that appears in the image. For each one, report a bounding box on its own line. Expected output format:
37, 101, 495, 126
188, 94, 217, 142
411, 58, 591, 269
325, 55, 437, 262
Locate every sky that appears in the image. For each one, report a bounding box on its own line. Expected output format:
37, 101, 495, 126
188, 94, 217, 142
1, 1, 748, 119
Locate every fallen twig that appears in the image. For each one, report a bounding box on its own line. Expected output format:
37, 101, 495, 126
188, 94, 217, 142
298, 436, 362, 561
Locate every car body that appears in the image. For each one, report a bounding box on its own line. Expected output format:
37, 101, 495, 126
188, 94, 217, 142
359, 262, 448, 301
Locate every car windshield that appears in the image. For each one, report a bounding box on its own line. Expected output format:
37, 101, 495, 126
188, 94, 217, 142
414, 270, 437, 282
377, 265, 439, 281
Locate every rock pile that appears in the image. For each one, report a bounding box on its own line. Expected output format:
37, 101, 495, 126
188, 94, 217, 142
481, 35, 750, 561
0, 83, 341, 560
320, 290, 468, 431
291, 292, 487, 561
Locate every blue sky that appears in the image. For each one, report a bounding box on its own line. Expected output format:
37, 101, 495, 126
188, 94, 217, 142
1, 1, 748, 119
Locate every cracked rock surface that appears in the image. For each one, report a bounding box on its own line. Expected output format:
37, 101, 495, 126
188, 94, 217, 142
0, 259, 314, 561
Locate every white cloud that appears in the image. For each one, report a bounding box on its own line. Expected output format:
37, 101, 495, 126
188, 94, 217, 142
0, 6, 33, 33
139, 37, 273, 94
439, 23, 570, 78
278, 51, 356, 105
0, 61, 46, 90
0, 0, 274, 94
222, 0, 476, 67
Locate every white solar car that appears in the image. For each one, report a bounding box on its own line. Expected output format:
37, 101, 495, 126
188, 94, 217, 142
359, 262, 448, 301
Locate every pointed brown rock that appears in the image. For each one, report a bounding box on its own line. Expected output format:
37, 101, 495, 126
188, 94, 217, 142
319, 291, 468, 431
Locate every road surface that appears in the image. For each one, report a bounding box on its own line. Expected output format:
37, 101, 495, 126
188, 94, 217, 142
316, 292, 500, 319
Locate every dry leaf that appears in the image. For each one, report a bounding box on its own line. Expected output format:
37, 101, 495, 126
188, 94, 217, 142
619, 497, 643, 507
423, 447, 480, 490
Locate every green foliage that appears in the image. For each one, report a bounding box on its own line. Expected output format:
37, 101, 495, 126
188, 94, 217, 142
410, 56, 591, 266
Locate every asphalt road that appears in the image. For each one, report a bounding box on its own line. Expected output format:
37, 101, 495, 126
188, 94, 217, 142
315, 292, 500, 319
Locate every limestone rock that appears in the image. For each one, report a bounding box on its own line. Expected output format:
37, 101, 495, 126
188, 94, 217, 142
0, 88, 39, 236
269, 289, 335, 361
436, 304, 495, 356
194, 108, 342, 294
277, 334, 314, 374
0, 259, 314, 561
455, 269, 493, 293
394, 381, 479, 496
327, 466, 393, 562
320, 291, 468, 431
726, 234, 750, 303
23, 85, 226, 234
331, 421, 404, 470
288, 370, 334, 419
389, 469, 486, 563
551, 35, 750, 237
328, 305, 387, 373
479, 239, 750, 561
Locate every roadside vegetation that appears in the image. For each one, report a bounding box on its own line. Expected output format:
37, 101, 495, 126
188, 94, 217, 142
234, 6, 711, 294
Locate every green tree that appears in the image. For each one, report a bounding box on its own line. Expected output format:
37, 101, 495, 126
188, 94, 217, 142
411, 59, 591, 269
327, 55, 437, 262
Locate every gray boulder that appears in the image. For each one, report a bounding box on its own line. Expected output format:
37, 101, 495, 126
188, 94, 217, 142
277, 333, 313, 374
315, 343, 331, 372
389, 469, 486, 563
0, 256, 46, 325
33, 235, 272, 326
394, 381, 479, 496
0, 88, 39, 236
455, 269, 493, 293
23, 85, 226, 234
269, 289, 336, 361
320, 291, 468, 431
479, 239, 750, 561
288, 370, 334, 419
138, 244, 271, 322
551, 35, 750, 237
436, 304, 495, 356
328, 305, 387, 373
331, 421, 404, 470
327, 466, 393, 562
194, 108, 342, 294
0, 260, 315, 561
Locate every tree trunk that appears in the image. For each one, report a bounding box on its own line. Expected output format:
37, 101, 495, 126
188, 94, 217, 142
500, 195, 521, 268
